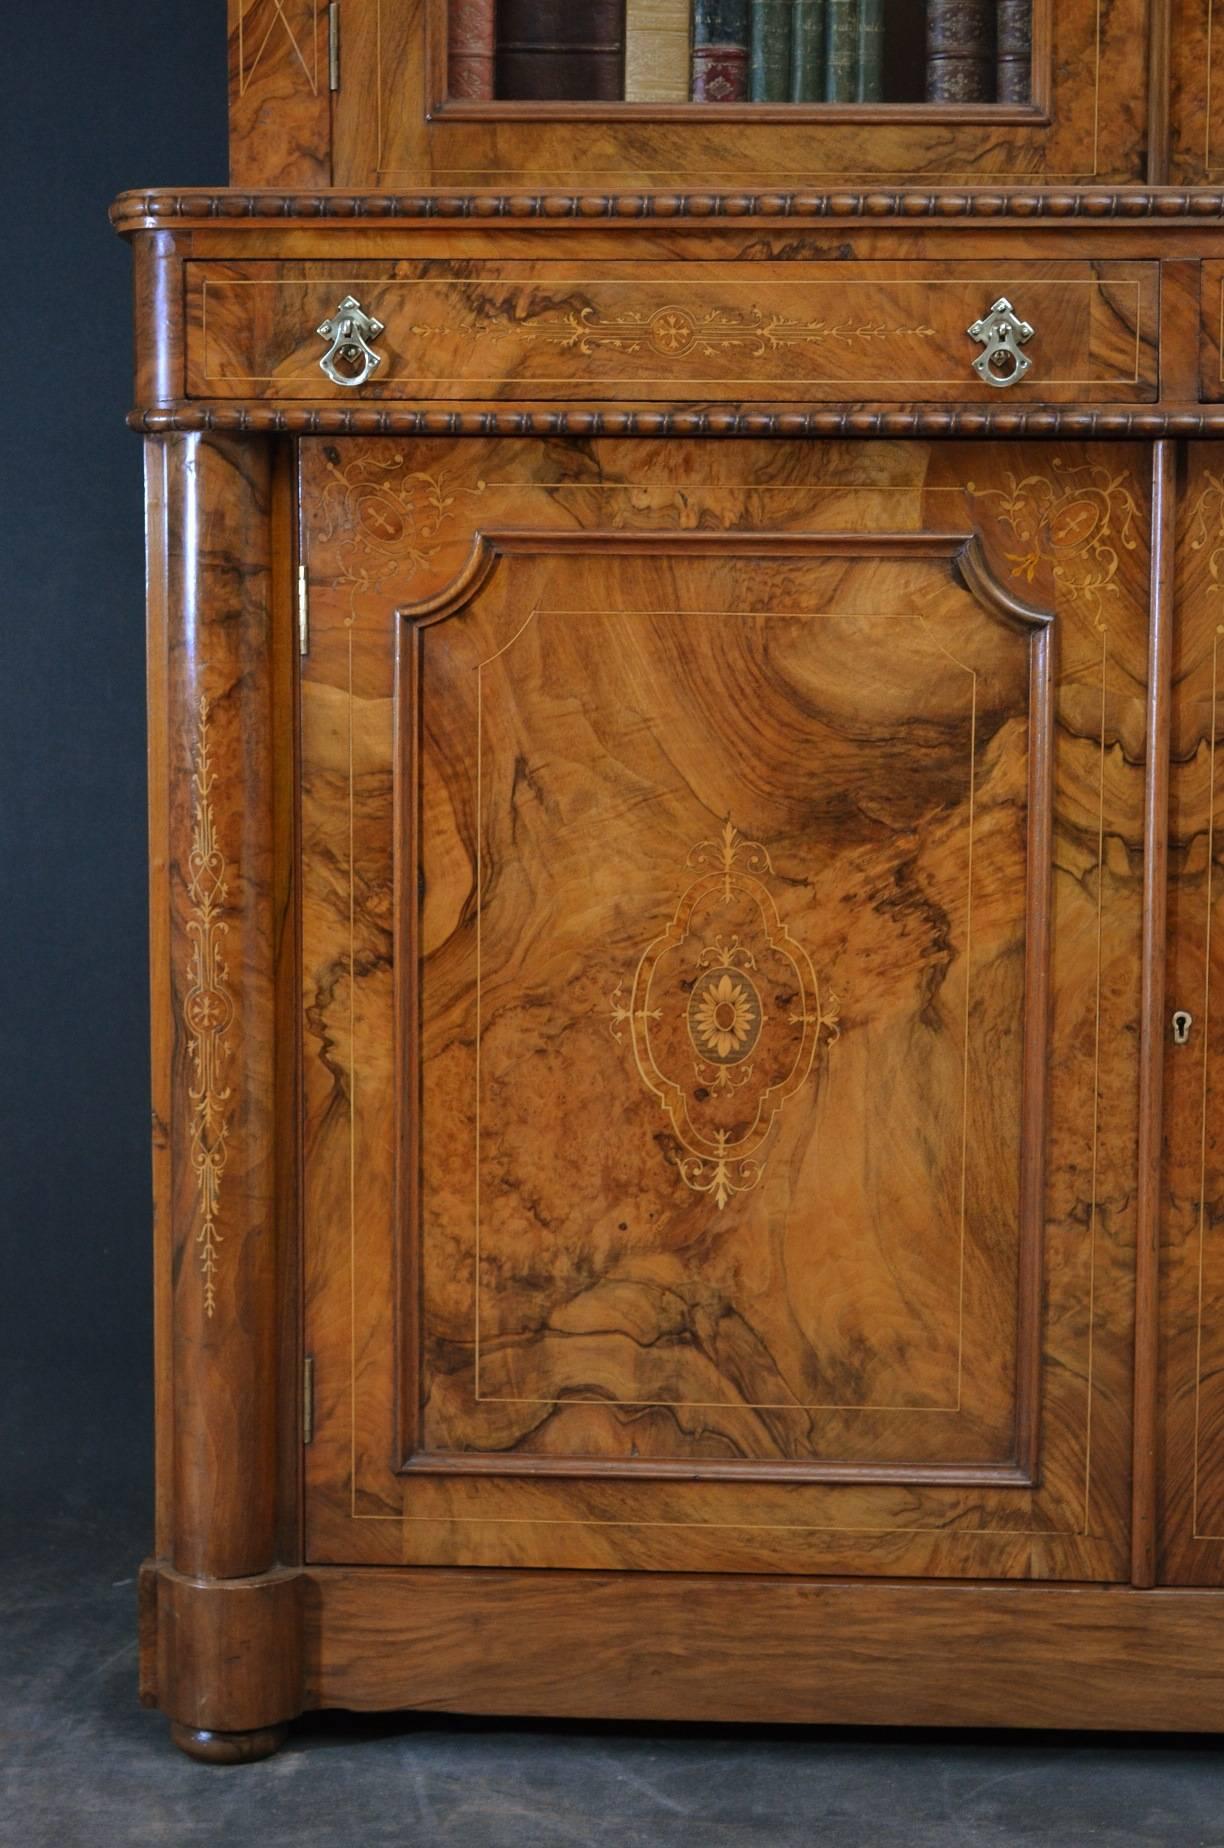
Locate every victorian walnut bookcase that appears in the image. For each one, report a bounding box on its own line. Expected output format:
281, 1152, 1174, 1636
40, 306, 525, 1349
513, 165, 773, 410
116, 0, 1224, 1761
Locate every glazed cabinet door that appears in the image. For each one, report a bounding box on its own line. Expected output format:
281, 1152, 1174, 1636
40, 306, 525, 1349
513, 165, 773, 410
322, 0, 1148, 189
300, 437, 1150, 1579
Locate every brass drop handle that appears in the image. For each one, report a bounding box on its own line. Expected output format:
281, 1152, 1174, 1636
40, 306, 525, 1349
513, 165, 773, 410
967, 297, 1034, 389
317, 295, 385, 388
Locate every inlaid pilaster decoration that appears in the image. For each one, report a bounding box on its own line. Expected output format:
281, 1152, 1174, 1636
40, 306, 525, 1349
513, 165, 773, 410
227, 0, 330, 188
152, 432, 286, 1585
184, 693, 234, 1317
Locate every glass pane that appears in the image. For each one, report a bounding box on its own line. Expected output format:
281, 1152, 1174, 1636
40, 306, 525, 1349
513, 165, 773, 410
445, 1, 1032, 106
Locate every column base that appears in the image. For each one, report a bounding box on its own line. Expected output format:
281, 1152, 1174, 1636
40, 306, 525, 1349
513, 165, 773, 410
170, 1722, 289, 1765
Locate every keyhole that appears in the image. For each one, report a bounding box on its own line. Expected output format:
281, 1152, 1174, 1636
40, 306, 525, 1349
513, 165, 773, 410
1172, 1009, 1193, 1045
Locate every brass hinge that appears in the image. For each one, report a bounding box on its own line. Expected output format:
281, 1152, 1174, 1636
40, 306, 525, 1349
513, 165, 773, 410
328, 3, 341, 90
303, 1354, 315, 1446
297, 563, 309, 656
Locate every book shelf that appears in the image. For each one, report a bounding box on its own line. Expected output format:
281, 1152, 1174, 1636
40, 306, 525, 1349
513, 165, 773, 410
446, 0, 1032, 108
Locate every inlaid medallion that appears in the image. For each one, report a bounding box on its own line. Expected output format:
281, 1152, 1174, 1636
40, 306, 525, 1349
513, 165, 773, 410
609, 820, 839, 1209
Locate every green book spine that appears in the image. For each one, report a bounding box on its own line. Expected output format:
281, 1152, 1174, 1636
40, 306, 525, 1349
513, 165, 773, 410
790, 0, 825, 100
824, 0, 859, 101
749, 0, 794, 100
856, 0, 883, 99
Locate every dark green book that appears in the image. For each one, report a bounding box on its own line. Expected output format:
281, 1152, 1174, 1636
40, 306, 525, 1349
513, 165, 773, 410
824, 0, 859, 101
790, 0, 825, 100
856, 0, 883, 99
749, 0, 794, 100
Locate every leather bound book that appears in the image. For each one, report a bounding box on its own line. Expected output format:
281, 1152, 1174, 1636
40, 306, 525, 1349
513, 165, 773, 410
996, 0, 1032, 101
824, 0, 859, 101
925, 0, 995, 101
790, 0, 825, 99
856, 0, 883, 100
692, 0, 750, 99
625, 0, 692, 100
749, 0, 794, 101
447, 0, 495, 99
496, 0, 627, 100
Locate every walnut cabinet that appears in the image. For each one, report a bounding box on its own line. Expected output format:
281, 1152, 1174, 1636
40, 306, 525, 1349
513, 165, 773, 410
118, 0, 1224, 1762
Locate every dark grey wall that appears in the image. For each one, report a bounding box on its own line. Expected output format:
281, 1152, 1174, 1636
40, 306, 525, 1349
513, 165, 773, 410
1, 4, 227, 1517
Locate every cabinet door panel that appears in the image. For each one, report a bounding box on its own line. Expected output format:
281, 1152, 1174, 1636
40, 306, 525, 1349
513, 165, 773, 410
1159, 447, 1224, 1582
301, 438, 1148, 1580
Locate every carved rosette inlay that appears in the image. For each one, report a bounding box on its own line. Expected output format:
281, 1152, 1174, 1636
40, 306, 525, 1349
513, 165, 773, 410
184, 694, 234, 1317
520, 302, 937, 360
610, 820, 839, 1209
969, 459, 1140, 628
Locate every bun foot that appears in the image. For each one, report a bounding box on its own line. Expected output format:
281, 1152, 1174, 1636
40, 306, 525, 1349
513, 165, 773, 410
169, 1722, 289, 1764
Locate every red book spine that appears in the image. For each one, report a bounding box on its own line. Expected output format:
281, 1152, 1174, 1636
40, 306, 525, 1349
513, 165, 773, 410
448, 0, 496, 99
692, 46, 749, 97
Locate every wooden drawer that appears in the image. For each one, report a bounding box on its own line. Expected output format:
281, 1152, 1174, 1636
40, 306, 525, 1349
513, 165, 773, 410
185, 259, 1159, 405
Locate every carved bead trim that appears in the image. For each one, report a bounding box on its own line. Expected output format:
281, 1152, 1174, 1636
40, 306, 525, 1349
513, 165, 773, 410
132, 405, 1224, 441
184, 693, 234, 1319
111, 188, 1224, 231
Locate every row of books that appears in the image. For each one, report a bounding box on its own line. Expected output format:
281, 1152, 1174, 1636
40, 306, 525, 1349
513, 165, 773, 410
930, 0, 1032, 103
447, 1, 1032, 106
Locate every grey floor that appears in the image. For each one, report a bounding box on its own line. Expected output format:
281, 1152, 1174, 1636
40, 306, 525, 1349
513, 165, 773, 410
5, 1502, 1224, 1847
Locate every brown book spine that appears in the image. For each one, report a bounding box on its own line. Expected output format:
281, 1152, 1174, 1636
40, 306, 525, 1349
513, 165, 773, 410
925, 0, 994, 101
496, 0, 626, 100
996, 0, 1031, 102
447, 0, 495, 99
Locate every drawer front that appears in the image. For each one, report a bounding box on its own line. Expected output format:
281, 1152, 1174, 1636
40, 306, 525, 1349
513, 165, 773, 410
185, 260, 1159, 405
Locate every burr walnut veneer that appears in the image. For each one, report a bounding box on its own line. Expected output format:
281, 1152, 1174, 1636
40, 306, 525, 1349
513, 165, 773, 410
120, 0, 1224, 1762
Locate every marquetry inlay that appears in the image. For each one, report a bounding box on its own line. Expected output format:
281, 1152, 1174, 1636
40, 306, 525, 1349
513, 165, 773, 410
610, 820, 839, 1210
237, 0, 320, 97
517, 304, 938, 360
970, 458, 1141, 625
316, 451, 486, 600
184, 692, 234, 1318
